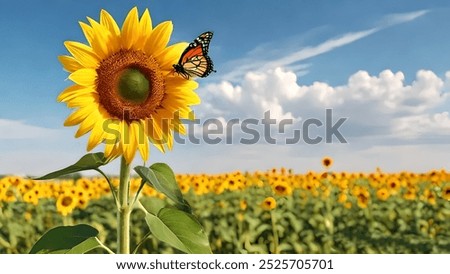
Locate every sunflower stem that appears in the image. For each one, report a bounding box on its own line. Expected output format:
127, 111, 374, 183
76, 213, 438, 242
117, 156, 131, 254
270, 211, 279, 254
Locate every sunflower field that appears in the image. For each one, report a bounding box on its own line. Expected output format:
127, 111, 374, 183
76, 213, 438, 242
1, 160, 449, 254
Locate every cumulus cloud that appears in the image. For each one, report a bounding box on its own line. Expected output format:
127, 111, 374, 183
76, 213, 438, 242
197, 67, 450, 143
392, 112, 450, 138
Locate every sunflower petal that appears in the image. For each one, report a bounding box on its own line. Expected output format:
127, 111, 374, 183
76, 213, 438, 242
79, 21, 94, 47
105, 142, 121, 160
132, 121, 149, 161
172, 119, 186, 135
87, 119, 106, 151
154, 42, 188, 71
58, 55, 83, 73
146, 118, 165, 153
164, 90, 201, 105
64, 41, 99, 68
75, 110, 99, 137
86, 17, 113, 59
144, 21, 173, 55
120, 121, 138, 163
100, 9, 121, 52
103, 119, 121, 147
137, 9, 153, 48
64, 106, 95, 127
68, 68, 97, 87
66, 93, 98, 108
100, 9, 120, 36
57, 85, 95, 102
166, 130, 174, 150
165, 76, 199, 90
121, 7, 140, 50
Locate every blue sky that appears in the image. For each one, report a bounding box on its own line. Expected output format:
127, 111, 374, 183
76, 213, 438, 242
2, 0, 450, 175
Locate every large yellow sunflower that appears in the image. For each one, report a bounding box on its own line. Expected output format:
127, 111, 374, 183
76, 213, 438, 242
58, 7, 200, 163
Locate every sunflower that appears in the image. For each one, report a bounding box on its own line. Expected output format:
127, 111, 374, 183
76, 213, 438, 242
422, 189, 436, 205
321, 156, 333, 169
376, 187, 390, 201
24, 211, 33, 222
272, 180, 293, 196
356, 192, 370, 209
239, 199, 248, 210
23, 188, 40, 206
1, 187, 17, 203
178, 179, 191, 194
261, 197, 277, 211
353, 186, 370, 209
386, 177, 401, 195
403, 188, 417, 200
58, 7, 200, 163
56, 190, 79, 216
337, 192, 347, 203
442, 185, 450, 200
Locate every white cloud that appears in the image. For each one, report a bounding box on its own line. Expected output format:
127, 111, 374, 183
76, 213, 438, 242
392, 112, 450, 139
261, 28, 379, 71
220, 28, 378, 82
378, 10, 429, 28
199, 68, 450, 142
0, 119, 61, 139
219, 10, 429, 82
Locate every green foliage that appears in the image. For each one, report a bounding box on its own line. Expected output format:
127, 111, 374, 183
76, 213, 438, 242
1, 182, 449, 254
135, 164, 191, 212
144, 207, 212, 254
33, 153, 110, 180
29, 224, 100, 254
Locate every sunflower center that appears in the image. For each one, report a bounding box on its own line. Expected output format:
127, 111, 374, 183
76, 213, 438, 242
96, 49, 165, 122
118, 68, 150, 103
62, 196, 73, 207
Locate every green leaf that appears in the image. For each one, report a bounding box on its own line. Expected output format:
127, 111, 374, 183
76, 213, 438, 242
29, 224, 100, 254
140, 196, 166, 215
145, 207, 212, 254
135, 164, 191, 212
34, 152, 109, 180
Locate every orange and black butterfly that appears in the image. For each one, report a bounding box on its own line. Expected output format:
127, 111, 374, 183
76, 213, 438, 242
173, 31, 216, 79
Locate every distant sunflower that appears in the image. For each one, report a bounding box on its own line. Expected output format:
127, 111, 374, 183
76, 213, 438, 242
386, 177, 401, 194
1, 188, 16, 203
376, 188, 390, 201
337, 192, 347, 203
272, 181, 293, 196
422, 189, 436, 205
58, 7, 200, 163
56, 190, 79, 216
261, 197, 277, 211
321, 156, 333, 169
353, 186, 370, 209
23, 189, 40, 206
403, 188, 417, 201
239, 199, 247, 210
442, 186, 450, 200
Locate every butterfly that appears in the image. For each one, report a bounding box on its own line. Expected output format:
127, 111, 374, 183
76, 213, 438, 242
173, 31, 216, 79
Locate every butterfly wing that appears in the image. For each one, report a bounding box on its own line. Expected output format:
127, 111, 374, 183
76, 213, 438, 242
182, 52, 215, 78
195, 31, 213, 55
173, 31, 215, 79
